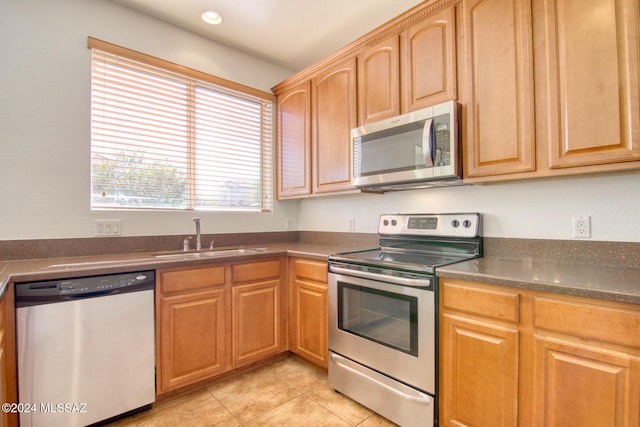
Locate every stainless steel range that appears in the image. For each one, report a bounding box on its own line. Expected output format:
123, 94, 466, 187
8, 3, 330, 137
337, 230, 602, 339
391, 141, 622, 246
328, 213, 482, 427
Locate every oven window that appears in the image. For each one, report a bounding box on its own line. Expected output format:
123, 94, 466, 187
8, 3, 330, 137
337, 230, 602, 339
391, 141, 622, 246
337, 282, 418, 356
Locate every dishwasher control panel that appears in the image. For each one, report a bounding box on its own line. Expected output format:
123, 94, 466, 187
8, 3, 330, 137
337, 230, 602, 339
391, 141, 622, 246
15, 270, 155, 306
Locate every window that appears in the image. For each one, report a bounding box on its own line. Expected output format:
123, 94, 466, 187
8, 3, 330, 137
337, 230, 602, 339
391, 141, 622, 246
88, 38, 273, 212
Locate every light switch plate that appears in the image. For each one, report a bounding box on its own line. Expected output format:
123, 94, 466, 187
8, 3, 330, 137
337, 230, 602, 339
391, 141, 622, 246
95, 219, 122, 236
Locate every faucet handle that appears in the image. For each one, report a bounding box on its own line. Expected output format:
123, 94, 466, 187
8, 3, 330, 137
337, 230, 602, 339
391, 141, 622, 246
209, 239, 215, 250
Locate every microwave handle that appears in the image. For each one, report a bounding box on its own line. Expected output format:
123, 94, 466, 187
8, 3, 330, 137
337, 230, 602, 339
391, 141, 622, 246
422, 118, 434, 167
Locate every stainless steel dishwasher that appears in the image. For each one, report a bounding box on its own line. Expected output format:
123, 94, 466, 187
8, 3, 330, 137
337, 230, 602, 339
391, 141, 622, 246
16, 270, 156, 427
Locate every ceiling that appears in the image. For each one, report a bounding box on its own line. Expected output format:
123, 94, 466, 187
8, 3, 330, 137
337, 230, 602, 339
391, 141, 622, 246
110, 0, 425, 71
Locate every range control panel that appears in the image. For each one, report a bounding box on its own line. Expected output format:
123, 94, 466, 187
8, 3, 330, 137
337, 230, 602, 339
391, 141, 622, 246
378, 213, 481, 238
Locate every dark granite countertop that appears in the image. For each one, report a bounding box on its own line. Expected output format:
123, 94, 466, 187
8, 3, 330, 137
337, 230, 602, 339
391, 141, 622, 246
0, 242, 348, 295
438, 256, 640, 305
3, 236, 640, 306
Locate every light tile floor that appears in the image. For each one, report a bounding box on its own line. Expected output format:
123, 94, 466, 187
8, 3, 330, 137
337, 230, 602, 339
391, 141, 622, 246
108, 355, 398, 426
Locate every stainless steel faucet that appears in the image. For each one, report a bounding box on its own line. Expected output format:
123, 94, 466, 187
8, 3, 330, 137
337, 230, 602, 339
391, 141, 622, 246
193, 217, 201, 250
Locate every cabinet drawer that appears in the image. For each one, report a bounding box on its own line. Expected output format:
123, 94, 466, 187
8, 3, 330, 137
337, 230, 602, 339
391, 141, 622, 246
441, 280, 520, 323
534, 297, 640, 348
232, 259, 281, 283
160, 265, 226, 294
291, 258, 327, 283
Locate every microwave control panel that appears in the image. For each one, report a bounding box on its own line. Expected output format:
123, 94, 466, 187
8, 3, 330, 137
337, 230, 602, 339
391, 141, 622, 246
433, 115, 451, 166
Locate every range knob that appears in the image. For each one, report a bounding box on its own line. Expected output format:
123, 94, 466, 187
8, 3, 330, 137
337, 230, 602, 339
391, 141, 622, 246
383, 219, 389, 226
463, 220, 472, 228
451, 220, 460, 228
391, 219, 397, 226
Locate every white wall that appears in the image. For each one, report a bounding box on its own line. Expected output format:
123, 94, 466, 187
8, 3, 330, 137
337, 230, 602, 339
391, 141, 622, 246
0, 0, 298, 240
2, 0, 639, 243
299, 171, 640, 242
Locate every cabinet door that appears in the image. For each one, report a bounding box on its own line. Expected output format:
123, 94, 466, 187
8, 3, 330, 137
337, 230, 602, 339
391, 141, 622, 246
358, 36, 401, 124
440, 313, 519, 427
540, 0, 640, 168
402, 6, 457, 112
276, 81, 312, 199
232, 280, 282, 367
462, 0, 536, 177
158, 288, 227, 393
312, 57, 358, 194
532, 336, 640, 427
288, 258, 328, 368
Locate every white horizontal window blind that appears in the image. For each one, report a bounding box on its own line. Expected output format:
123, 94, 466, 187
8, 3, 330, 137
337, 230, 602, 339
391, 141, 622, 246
89, 41, 273, 212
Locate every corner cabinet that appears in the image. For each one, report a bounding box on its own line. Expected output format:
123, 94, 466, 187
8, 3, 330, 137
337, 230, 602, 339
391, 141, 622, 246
288, 258, 329, 369
274, 58, 358, 199
439, 278, 640, 426
156, 258, 286, 396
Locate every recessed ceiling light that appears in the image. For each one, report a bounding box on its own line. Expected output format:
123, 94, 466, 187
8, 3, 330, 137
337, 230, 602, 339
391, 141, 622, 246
201, 10, 223, 25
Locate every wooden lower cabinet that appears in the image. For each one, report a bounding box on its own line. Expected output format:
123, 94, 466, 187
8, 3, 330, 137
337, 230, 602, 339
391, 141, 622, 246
156, 265, 229, 394
158, 288, 227, 393
157, 258, 285, 395
439, 278, 640, 427
440, 315, 519, 426
288, 258, 328, 369
0, 286, 17, 427
440, 280, 520, 426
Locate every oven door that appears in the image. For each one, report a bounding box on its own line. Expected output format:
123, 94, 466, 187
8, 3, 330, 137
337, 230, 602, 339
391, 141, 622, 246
328, 264, 435, 394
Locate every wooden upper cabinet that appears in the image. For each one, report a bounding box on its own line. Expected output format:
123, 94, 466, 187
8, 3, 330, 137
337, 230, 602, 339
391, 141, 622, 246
312, 57, 358, 194
358, 5, 457, 123
462, 0, 536, 177
402, 6, 457, 112
540, 0, 640, 168
276, 81, 312, 199
358, 36, 401, 124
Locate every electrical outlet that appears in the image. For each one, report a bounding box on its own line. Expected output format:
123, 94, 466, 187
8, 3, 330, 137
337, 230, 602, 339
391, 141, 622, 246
285, 218, 293, 230
95, 219, 121, 236
573, 216, 591, 238
348, 217, 356, 232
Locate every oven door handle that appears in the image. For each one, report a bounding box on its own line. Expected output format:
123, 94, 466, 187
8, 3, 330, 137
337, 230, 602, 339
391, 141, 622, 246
330, 353, 433, 405
329, 265, 432, 289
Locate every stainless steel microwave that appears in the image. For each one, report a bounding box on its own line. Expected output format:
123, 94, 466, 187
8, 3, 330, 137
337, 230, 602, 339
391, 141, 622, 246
351, 100, 461, 191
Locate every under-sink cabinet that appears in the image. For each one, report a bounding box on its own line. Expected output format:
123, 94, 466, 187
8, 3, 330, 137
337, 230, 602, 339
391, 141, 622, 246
439, 278, 640, 427
156, 258, 286, 396
287, 257, 329, 369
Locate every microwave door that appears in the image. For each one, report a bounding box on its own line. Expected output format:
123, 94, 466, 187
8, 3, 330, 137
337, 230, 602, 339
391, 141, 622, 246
421, 118, 434, 168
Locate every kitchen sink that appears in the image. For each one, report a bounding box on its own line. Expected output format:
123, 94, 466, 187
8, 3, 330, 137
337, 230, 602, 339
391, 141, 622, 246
151, 248, 259, 259
46, 248, 265, 268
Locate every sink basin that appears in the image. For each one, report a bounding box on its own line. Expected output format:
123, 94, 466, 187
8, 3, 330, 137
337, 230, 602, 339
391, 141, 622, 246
152, 248, 258, 259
